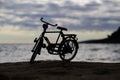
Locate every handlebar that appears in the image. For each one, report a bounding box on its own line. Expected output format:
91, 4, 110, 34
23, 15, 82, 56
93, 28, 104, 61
40, 18, 57, 27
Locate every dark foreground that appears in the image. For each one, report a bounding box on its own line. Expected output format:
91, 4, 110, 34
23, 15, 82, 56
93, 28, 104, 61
0, 61, 120, 80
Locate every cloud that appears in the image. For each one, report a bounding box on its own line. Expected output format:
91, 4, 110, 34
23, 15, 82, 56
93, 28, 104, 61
1, 0, 120, 43
0, 0, 120, 31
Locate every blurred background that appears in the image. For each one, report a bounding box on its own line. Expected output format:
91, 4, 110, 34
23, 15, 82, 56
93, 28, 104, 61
0, 0, 120, 43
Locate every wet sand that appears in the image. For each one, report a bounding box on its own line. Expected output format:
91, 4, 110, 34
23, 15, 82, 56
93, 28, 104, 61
0, 61, 120, 80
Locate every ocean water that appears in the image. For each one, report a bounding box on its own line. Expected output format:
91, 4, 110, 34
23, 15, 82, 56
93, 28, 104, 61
0, 44, 120, 63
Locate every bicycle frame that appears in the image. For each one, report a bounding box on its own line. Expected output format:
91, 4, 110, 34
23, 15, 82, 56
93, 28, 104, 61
45, 30, 64, 43
32, 24, 64, 54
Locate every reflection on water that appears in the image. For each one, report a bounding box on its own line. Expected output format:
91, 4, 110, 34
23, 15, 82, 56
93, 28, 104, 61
0, 44, 120, 63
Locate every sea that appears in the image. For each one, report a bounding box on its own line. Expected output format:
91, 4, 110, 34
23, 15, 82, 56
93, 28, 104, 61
0, 44, 120, 63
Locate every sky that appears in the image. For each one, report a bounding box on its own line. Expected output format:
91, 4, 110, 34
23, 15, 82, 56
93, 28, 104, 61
0, 0, 120, 43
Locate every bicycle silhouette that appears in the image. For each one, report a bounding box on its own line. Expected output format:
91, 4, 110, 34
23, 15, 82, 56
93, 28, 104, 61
30, 18, 79, 63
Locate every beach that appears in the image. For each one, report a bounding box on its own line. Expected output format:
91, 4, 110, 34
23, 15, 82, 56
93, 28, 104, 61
0, 61, 120, 80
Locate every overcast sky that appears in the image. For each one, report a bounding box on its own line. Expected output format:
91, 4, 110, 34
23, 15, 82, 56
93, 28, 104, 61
0, 0, 120, 43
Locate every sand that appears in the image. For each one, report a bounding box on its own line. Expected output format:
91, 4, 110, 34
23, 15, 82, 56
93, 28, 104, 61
0, 61, 120, 80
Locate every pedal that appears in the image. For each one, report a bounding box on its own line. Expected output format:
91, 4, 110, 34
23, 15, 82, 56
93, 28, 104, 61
31, 49, 34, 52
42, 43, 46, 48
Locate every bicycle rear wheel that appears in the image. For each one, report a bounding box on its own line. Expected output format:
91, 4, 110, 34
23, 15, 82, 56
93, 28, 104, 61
59, 39, 78, 61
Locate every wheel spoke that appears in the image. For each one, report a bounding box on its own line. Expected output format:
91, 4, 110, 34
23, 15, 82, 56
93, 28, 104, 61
59, 39, 78, 61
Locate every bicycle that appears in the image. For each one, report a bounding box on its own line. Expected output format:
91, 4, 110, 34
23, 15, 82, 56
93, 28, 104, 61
30, 18, 79, 63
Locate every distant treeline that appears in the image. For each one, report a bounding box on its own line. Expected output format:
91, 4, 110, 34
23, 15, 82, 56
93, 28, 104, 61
79, 26, 120, 43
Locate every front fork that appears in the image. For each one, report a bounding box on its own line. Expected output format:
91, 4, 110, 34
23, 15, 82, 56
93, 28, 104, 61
31, 37, 43, 55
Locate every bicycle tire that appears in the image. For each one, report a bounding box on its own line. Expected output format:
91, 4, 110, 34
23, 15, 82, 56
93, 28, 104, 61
59, 39, 78, 61
30, 52, 38, 64
30, 39, 43, 64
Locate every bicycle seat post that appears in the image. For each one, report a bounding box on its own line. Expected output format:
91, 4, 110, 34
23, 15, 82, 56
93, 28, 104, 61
55, 31, 61, 44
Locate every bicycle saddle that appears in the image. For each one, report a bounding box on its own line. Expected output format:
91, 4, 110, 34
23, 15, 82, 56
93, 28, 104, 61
57, 26, 68, 31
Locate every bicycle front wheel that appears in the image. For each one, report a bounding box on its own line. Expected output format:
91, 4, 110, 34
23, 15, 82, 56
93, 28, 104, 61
30, 37, 43, 64
59, 39, 78, 61
30, 52, 37, 64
